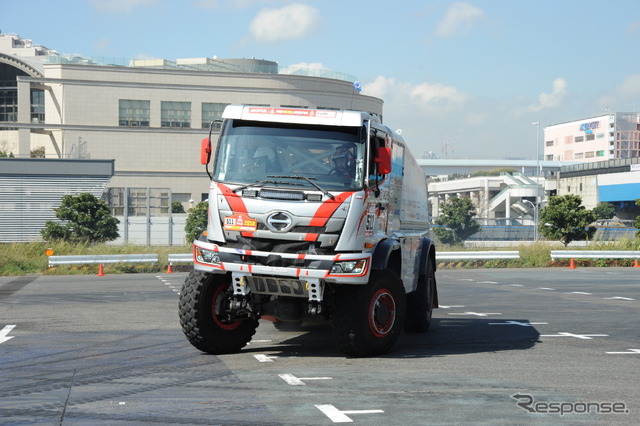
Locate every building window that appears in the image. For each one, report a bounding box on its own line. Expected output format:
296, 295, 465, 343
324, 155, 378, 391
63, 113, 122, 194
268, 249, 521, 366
161, 101, 191, 128
0, 87, 18, 122
31, 90, 44, 123
574, 152, 583, 159
585, 151, 594, 158
596, 150, 605, 157
574, 136, 584, 143
545, 154, 554, 160
545, 140, 554, 147
202, 103, 229, 129
119, 100, 150, 127
585, 133, 595, 141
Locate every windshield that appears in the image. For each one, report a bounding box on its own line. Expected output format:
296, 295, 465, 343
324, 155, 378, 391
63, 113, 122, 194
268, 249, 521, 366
213, 120, 365, 191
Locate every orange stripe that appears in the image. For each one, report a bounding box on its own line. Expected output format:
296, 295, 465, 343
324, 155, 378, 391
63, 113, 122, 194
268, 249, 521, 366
309, 192, 353, 227
304, 233, 318, 241
217, 183, 248, 213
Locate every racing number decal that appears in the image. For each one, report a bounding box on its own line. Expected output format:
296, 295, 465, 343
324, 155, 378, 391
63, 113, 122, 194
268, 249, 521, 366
224, 213, 257, 232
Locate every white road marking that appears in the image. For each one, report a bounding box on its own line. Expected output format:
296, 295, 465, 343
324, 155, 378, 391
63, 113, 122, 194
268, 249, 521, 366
568, 291, 592, 295
458, 279, 475, 282
0, 325, 16, 344
315, 404, 384, 423
541, 332, 608, 340
606, 349, 640, 354
279, 373, 332, 386
439, 305, 465, 309
510, 284, 524, 287
478, 281, 498, 284
537, 287, 555, 291
448, 312, 502, 317
254, 354, 277, 363
488, 321, 548, 327
605, 296, 635, 301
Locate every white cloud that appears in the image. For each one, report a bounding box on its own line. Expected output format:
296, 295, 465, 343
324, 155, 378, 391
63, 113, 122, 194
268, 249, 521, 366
195, 0, 267, 9
598, 74, 640, 108
90, 0, 157, 13
284, 62, 328, 71
627, 21, 640, 34
194, 0, 219, 8
434, 2, 484, 38
249, 3, 321, 43
364, 76, 469, 113
521, 78, 568, 113
93, 38, 111, 52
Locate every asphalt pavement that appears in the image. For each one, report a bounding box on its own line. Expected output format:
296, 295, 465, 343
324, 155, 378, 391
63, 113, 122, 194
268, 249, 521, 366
0, 268, 638, 425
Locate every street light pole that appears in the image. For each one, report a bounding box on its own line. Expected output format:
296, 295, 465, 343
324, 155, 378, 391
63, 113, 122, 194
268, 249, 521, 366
531, 121, 541, 241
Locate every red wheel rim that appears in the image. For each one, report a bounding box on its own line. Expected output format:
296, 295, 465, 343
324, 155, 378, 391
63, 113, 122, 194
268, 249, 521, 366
212, 284, 242, 330
368, 288, 396, 337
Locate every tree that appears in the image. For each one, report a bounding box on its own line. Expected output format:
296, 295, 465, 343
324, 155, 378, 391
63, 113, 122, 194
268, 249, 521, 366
171, 201, 186, 213
433, 195, 481, 245
539, 194, 596, 246
41, 193, 120, 243
592, 202, 615, 220
185, 201, 208, 243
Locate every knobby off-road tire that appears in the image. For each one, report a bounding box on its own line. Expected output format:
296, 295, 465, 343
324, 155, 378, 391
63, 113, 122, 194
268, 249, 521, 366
332, 270, 406, 357
405, 257, 436, 332
179, 271, 258, 354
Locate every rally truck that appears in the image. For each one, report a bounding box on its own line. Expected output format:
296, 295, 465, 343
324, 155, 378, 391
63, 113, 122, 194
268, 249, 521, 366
179, 105, 438, 357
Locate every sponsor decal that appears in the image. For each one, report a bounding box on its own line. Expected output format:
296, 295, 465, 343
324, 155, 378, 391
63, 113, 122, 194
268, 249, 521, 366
224, 213, 257, 232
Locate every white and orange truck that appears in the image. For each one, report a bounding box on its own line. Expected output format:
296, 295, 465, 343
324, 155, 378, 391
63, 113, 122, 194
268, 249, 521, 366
179, 105, 438, 356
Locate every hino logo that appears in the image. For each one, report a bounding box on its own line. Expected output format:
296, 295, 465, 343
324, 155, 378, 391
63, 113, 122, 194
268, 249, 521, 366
266, 212, 293, 232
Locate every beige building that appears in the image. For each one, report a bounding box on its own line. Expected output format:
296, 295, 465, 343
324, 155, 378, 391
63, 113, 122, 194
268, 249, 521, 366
0, 33, 383, 211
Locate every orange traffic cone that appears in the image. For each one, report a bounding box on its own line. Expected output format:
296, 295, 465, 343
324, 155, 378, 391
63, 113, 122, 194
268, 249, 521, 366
98, 263, 105, 276
569, 258, 576, 269
634, 259, 640, 268
166, 263, 173, 273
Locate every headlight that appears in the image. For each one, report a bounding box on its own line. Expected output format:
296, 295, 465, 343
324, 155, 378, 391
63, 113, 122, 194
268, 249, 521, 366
330, 259, 367, 275
196, 247, 220, 264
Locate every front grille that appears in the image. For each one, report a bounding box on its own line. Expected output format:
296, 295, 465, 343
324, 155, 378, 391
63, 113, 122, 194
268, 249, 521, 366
247, 276, 308, 297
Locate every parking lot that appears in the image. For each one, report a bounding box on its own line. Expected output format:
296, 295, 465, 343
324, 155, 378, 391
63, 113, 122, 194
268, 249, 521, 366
0, 268, 638, 424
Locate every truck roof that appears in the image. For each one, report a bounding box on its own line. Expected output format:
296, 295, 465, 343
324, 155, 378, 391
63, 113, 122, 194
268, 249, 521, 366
222, 105, 376, 127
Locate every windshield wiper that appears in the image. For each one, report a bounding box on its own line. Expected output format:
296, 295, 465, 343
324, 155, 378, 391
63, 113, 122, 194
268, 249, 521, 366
267, 175, 335, 200
233, 179, 304, 193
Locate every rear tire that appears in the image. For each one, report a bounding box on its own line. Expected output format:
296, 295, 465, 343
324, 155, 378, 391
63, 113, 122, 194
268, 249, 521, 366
179, 271, 258, 354
405, 257, 435, 332
332, 270, 405, 357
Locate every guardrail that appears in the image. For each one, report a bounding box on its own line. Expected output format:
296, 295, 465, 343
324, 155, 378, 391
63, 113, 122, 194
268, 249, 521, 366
168, 253, 192, 264
48, 254, 159, 275
48, 254, 159, 266
550, 250, 640, 260
436, 251, 520, 260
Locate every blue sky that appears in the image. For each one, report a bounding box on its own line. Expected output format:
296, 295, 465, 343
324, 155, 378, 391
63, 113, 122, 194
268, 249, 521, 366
3, 0, 640, 160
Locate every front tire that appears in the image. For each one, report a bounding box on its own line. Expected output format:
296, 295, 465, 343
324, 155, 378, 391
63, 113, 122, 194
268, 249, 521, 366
179, 271, 258, 354
332, 270, 406, 357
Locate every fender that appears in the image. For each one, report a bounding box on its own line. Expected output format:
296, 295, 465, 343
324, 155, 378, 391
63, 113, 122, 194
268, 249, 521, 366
371, 238, 401, 271
417, 237, 439, 308
417, 237, 437, 276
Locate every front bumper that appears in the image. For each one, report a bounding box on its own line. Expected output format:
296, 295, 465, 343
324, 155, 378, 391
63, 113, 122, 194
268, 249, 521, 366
192, 239, 371, 286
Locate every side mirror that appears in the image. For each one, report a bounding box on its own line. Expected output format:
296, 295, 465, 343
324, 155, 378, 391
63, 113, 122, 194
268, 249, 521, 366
375, 146, 392, 174
200, 137, 212, 165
